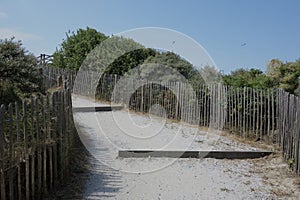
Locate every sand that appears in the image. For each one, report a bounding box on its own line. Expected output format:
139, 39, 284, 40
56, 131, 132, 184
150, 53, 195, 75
47, 96, 300, 199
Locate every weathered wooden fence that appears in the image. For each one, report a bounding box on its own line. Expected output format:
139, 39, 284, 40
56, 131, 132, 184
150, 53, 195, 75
43, 67, 300, 174
226, 87, 279, 141
41, 66, 76, 90
83, 74, 277, 136
220, 87, 300, 175
78, 73, 300, 173
277, 90, 300, 173
113, 79, 228, 129
0, 89, 75, 200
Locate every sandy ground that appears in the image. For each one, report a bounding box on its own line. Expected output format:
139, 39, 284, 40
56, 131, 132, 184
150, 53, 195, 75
46, 96, 300, 199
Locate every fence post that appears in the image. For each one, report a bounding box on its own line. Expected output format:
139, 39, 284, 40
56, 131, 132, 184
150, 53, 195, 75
22, 100, 30, 200
30, 98, 36, 199
8, 103, 14, 200
0, 104, 6, 200
52, 92, 58, 186
15, 102, 22, 200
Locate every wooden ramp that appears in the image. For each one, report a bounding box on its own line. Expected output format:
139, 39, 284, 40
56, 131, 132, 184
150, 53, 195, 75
73, 106, 123, 112
118, 150, 272, 159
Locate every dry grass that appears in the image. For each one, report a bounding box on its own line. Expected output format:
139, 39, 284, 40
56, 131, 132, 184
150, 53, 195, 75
219, 129, 280, 151
249, 154, 300, 199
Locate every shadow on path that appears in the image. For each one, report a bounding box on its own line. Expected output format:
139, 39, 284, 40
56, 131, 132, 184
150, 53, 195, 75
45, 135, 122, 199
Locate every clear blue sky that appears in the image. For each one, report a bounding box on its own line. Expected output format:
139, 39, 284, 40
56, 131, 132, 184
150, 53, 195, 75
0, 0, 299, 73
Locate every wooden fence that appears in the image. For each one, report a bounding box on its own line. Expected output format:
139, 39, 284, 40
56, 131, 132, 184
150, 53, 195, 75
225, 87, 278, 141
42, 67, 300, 173
41, 66, 76, 90
84, 74, 277, 136
277, 90, 300, 173
80, 73, 300, 173
0, 89, 75, 200
112, 79, 227, 129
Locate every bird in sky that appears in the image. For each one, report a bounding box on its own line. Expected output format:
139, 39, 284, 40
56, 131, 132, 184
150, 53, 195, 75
241, 43, 247, 46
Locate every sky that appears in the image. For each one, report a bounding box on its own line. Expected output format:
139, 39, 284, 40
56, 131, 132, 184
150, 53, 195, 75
0, 0, 300, 74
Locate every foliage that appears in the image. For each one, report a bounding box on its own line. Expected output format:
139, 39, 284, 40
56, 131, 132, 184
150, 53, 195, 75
199, 65, 221, 84
144, 51, 195, 79
266, 59, 300, 94
278, 60, 300, 94
222, 59, 300, 95
52, 27, 108, 70
105, 48, 156, 75
222, 68, 275, 89
73, 32, 203, 85
55, 27, 206, 87
143, 51, 205, 87
51, 27, 300, 96
295, 78, 300, 96
266, 59, 282, 80
0, 38, 42, 105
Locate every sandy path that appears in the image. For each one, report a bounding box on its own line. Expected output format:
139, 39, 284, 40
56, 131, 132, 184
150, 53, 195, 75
47, 97, 300, 199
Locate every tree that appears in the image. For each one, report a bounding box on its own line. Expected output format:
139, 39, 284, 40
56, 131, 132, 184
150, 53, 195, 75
105, 47, 156, 75
52, 28, 205, 84
266, 59, 300, 94
144, 51, 194, 79
278, 60, 300, 94
199, 65, 221, 84
52, 27, 108, 70
222, 68, 275, 89
266, 59, 283, 82
295, 77, 300, 96
143, 51, 205, 87
0, 38, 42, 105
53, 27, 210, 90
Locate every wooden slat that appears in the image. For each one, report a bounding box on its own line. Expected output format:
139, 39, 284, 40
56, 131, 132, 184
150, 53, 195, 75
35, 98, 42, 199
41, 97, 48, 195
15, 102, 22, 200
8, 103, 14, 200
30, 98, 35, 200
118, 150, 272, 159
0, 104, 6, 200
72, 105, 123, 112
22, 100, 30, 200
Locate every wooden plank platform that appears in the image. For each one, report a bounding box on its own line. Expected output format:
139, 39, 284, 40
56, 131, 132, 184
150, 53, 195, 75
118, 150, 272, 159
73, 106, 123, 112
